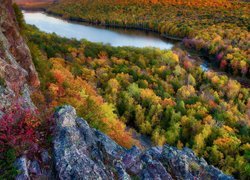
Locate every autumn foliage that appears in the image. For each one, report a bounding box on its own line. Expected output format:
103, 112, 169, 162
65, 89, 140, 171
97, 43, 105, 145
0, 104, 39, 155
45, 58, 138, 148
49, 0, 233, 7
26, 25, 250, 178
14, 0, 53, 8
47, 0, 249, 78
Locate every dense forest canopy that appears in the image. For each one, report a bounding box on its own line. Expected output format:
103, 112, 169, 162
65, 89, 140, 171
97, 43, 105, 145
44, 0, 249, 78
14, 0, 54, 8
2, 1, 249, 179
49, 0, 235, 7
24, 23, 250, 178
14, 0, 53, 4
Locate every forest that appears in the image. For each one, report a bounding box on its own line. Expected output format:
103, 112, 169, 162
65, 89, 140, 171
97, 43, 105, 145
0, 1, 249, 179
21, 23, 249, 178
46, 0, 249, 78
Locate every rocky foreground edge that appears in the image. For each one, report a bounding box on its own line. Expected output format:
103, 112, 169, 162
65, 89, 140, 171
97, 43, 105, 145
16, 105, 234, 180
0, 0, 40, 116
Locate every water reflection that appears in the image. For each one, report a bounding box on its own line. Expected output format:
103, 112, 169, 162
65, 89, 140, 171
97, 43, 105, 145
23, 11, 174, 49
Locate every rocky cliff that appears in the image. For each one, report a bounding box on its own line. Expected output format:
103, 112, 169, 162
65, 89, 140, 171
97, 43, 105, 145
0, 0, 39, 113
52, 106, 234, 179
16, 105, 234, 180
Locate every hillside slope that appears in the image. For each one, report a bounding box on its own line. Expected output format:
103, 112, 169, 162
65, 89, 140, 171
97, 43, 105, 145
0, 1, 41, 178
0, 0, 39, 113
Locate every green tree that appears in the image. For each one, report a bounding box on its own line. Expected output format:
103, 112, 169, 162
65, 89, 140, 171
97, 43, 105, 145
135, 104, 145, 128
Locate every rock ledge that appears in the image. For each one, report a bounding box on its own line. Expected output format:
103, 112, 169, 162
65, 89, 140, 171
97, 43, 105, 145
52, 105, 234, 180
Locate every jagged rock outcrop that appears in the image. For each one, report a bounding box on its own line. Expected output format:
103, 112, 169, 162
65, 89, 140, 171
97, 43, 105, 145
50, 105, 234, 180
0, 0, 39, 113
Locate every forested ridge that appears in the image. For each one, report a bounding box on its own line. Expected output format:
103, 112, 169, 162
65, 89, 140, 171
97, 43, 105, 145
14, 0, 53, 8
45, 0, 250, 79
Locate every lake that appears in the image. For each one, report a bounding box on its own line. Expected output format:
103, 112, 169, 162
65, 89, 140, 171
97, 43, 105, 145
23, 11, 174, 49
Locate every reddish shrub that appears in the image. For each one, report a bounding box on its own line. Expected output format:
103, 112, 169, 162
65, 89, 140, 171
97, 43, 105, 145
0, 104, 39, 155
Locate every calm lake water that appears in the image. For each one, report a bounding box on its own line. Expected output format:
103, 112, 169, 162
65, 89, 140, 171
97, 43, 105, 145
23, 11, 174, 49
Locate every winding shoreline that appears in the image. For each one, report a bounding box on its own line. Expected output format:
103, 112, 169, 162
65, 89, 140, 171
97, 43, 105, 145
21, 7, 183, 42
22, 8, 250, 88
